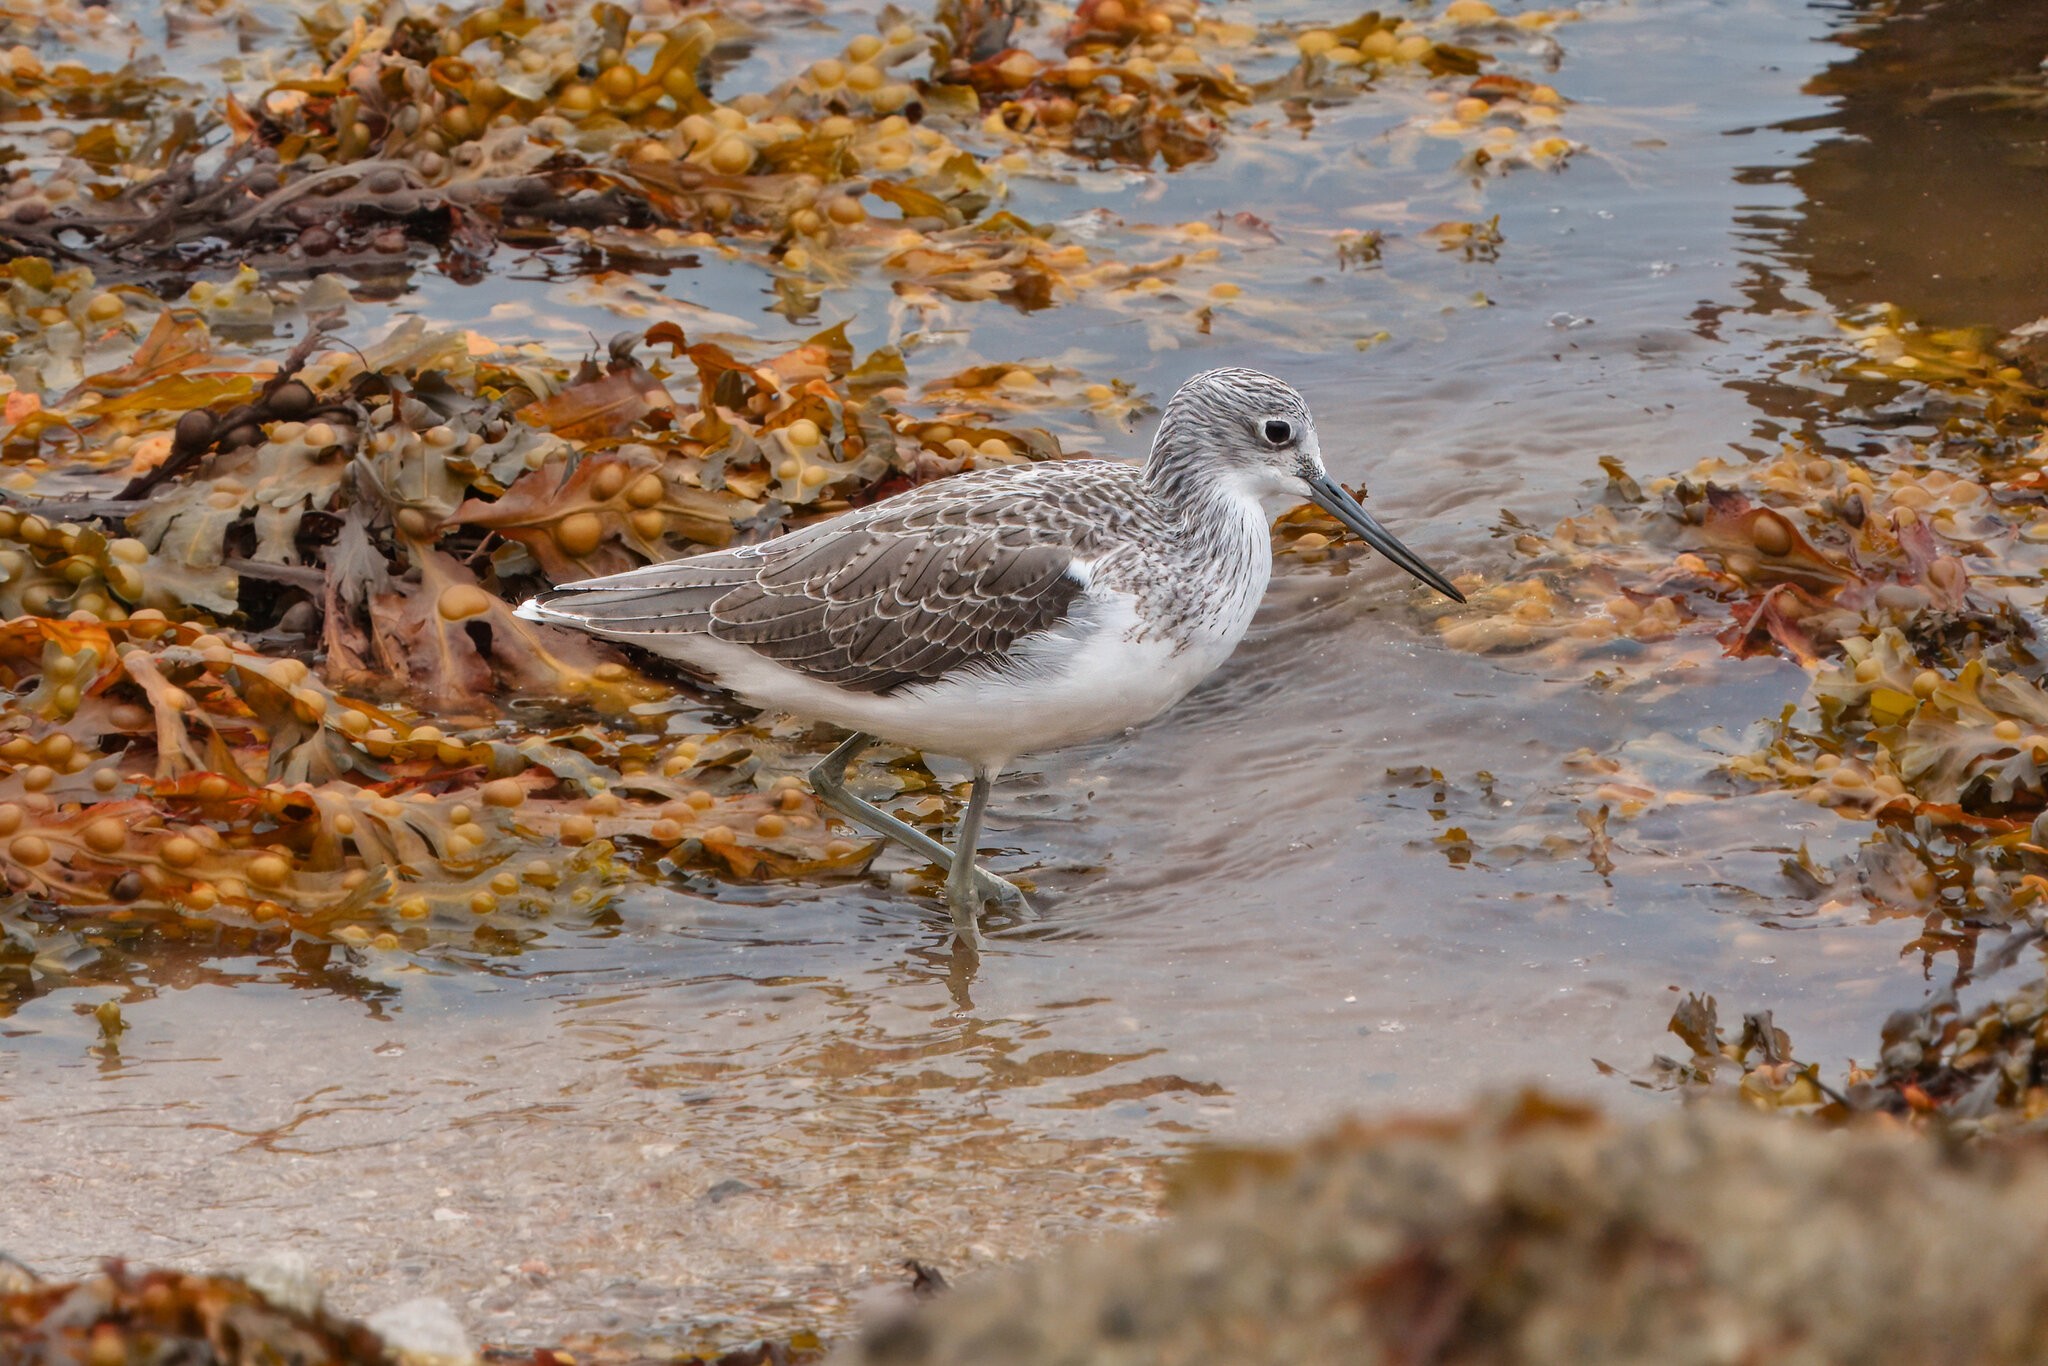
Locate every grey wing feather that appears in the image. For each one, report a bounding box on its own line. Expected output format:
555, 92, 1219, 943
524, 549, 764, 632
522, 465, 1126, 694
712, 524, 1083, 692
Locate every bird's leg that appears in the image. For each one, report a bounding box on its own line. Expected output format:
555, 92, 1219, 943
944, 767, 1001, 943
808, 734, 1025, 916
808, 731, 955, 867
943, 766, 1025, 918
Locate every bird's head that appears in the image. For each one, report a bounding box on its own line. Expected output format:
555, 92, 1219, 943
1150, 368, 1465, 603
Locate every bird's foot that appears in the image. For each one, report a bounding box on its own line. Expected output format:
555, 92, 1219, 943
943, 864, 1026, 947
971, 866, 1028, 913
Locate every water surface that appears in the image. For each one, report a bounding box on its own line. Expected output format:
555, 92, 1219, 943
0, 0, 2018, 1352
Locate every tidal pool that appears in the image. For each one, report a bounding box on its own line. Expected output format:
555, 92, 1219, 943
0, 0, 2028, 1353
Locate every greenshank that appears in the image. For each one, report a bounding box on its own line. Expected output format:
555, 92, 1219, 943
518, 368, 1463, 941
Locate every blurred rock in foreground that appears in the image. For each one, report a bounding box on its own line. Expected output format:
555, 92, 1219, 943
839, 1092, 2048, 1365
0, 1260, 390, 1365
0, 1258, 815, 1366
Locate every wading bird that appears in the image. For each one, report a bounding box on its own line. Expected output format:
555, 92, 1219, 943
519, 369, 1463, 942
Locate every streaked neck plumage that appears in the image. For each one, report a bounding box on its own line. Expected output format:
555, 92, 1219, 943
1144, 399, 1230, 507
1142, 411, 1277, 555
1130, 429, 1275, 674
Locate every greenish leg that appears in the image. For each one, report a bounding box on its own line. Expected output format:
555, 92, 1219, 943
807, 734, 1025, 924
943, 767, 1000, 944
809, 731, 953, 866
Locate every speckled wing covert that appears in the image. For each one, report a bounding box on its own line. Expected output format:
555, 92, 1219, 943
525, 463, 1142, 695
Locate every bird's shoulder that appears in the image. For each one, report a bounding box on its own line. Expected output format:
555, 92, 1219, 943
843, 457, 1147, 548
739, 460, 1135, 595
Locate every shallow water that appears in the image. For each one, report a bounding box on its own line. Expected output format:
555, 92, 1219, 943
2, 0, 2033, 1352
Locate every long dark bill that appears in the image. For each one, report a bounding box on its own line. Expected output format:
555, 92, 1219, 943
1304, 472, 1465, 603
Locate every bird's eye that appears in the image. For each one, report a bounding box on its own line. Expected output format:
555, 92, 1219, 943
1262, 419, 1294, 445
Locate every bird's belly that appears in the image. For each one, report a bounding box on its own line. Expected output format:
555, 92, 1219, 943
839, 588, 1248, 766
857, 635, 1210, 767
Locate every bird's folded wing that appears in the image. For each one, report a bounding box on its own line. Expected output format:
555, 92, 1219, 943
525, 507, 1092, 695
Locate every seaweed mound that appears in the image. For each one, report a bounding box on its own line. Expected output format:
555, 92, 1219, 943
840, 1094, 2048, 1365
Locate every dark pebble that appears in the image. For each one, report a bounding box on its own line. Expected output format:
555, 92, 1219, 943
701, 1178, 755, 1204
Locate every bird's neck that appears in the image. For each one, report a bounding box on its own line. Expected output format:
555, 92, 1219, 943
1144, 451, 1274, 557
1154, 427, 1294, 503
1146, 442, 1242, 510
